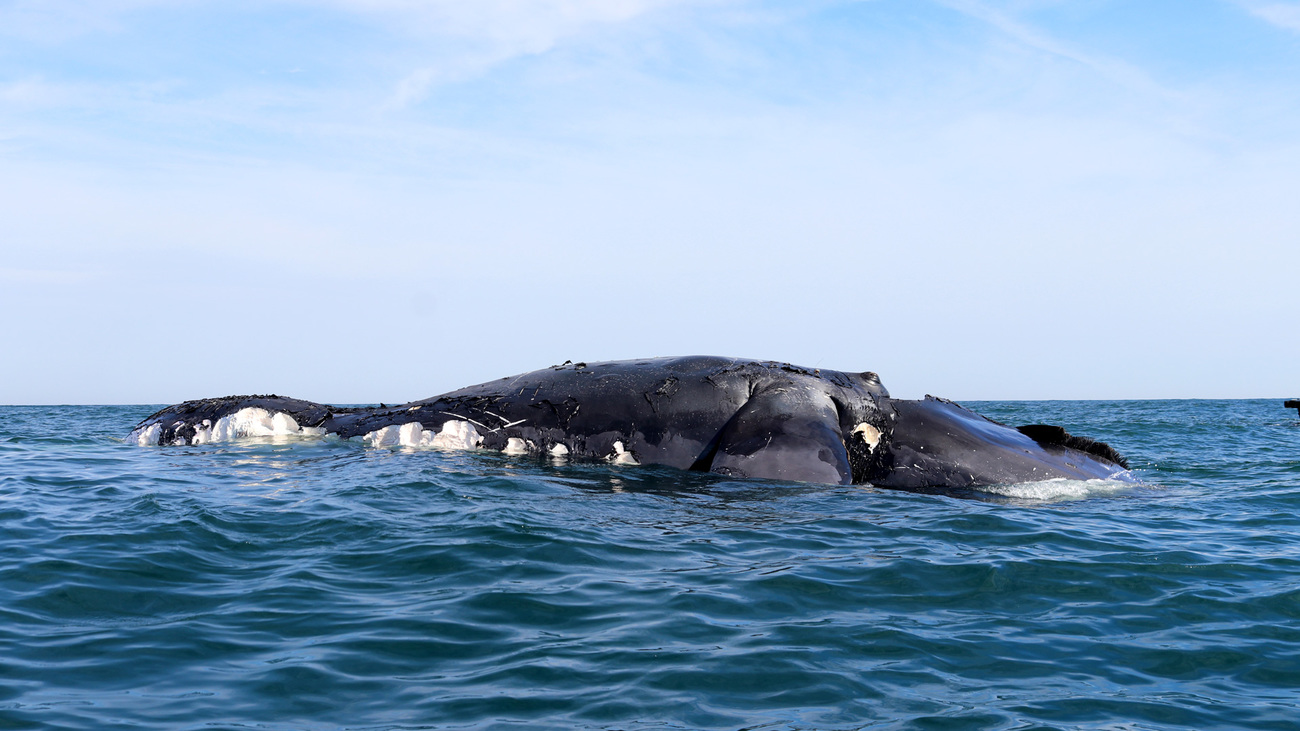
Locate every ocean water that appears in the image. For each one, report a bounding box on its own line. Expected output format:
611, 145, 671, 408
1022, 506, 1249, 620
1, 400, 1297, 731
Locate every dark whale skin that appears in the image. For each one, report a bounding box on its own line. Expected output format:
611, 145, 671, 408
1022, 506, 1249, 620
873, 396, 1130, 489
129, 356, 1131, 488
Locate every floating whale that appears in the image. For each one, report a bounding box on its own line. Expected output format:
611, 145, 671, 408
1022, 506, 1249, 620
128, 356, 1131, 489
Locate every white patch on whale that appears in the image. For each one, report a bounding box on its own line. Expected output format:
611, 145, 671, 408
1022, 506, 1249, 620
427, 420, 483, 449
214, 408, 306, 441
131, 422, 162, 446
852, 422, 881, 452
504, 437, 529, 455
133, 407, 329, 445
549, 443, 570, 457
609, 440, 639, 465
362, 420, 484, 450
189, 420, 213, 445
398, 422, 424, 446
364, 424, 402, 447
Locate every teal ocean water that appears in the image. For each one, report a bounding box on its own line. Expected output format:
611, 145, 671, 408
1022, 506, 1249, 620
1, 400, 1297, 730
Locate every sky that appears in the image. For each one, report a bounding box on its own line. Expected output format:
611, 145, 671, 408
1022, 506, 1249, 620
2, 0, 1298, 404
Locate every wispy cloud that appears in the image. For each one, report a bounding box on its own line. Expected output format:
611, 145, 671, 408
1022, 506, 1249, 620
1240, 1, 1300, 32
0, 0, 186, 42
3, 0, 1300, 401
1, 0, 722, 110
339, 0, 722, 108
320, 0, 695, 42
0, 0, 701, 41
935, 0, 1178, 99
0, 267, 99, 285
1, 0, 713, 48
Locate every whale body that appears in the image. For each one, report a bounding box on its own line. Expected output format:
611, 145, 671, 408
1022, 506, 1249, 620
128, 356, 1131, 489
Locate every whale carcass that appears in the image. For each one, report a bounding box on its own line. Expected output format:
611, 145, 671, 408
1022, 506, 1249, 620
128, 356, 1131, 489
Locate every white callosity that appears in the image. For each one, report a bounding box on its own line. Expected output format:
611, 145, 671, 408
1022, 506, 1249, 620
139, 408, 621, 467
428, 420, 483, 449
609, 440, 639, 465
365, 425, 402, 447
132, 423, 162, 446
362, 420, 484, 450
399, 422, 425, 446
190, 419, 214, 445
132, 407, 328, 446
208, 408, 317, 442
501, 434, 533, 452
852, 422, 881, 452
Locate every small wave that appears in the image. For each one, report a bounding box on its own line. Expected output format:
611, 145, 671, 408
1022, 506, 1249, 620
975, 477, 1140, 502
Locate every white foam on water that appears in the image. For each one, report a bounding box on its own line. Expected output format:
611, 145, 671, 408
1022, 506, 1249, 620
976, 477, 1136, 502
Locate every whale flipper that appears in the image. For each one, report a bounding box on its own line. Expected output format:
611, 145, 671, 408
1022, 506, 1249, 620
1014, 424, 1130, 469
708, 386, 853, 485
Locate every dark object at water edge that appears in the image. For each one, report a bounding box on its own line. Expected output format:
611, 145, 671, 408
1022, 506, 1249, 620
128, 356, 1133, 489
1287, 400, 1300, 417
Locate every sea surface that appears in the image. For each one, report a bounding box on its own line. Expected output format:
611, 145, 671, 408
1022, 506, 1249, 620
1, 400, 1297, 731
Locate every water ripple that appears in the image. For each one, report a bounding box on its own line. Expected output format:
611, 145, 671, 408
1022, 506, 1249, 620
2, 402, 1299, 729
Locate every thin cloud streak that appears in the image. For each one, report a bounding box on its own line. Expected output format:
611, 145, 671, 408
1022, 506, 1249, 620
1, 0, 729, 114
936, 0, 1183, 101
353, 0, 726, 108
0, 267, 99, 285
1240, 1, 1300, 31
1, 0, 714, 50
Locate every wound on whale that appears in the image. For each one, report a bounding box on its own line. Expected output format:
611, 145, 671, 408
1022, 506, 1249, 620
128, 356, 1132, 489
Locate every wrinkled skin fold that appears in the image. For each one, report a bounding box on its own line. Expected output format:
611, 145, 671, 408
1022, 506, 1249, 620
129, 356, 1132, 488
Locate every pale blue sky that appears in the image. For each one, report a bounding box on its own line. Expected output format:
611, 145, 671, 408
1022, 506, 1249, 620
3, 0, 1298, 404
